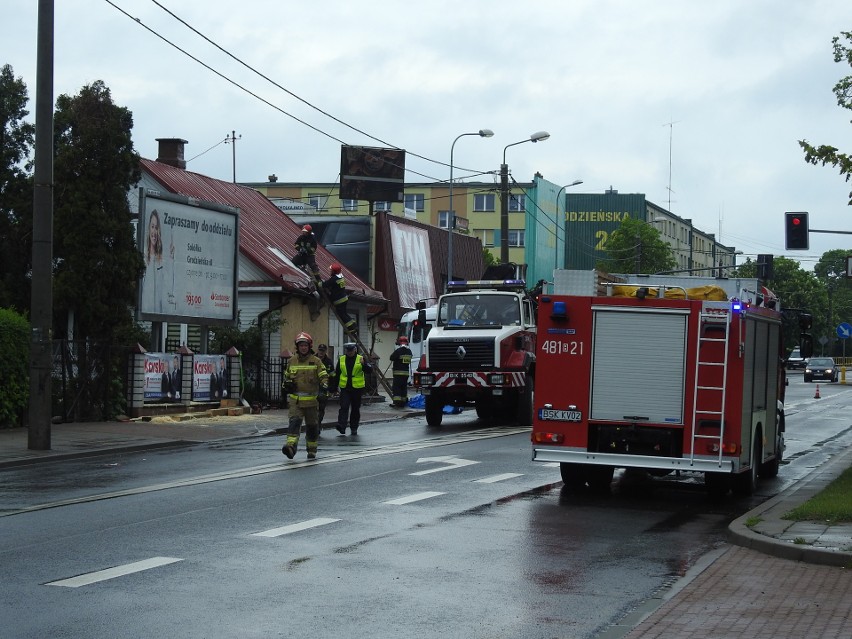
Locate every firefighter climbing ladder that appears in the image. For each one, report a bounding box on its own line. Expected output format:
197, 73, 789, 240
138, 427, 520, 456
690, 301, 731, 467
313, 278, 394, 398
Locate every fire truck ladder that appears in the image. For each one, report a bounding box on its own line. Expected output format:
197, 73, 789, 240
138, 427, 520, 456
690, 301, 731, 467
314, 281, 394, 398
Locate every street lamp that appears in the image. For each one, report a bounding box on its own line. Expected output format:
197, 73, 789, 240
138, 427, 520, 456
501, 131, 550, 264
448, 129, 494, 285
554, 180, 583, 269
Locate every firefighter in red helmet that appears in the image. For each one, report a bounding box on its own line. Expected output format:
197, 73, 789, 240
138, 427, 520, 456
281, 331, 328, 460
389, 335, 413, 407
293, 225, 321, 285
323, 262, 356, 334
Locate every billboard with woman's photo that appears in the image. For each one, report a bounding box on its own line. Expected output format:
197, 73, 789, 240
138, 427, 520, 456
137, 190, 239, 325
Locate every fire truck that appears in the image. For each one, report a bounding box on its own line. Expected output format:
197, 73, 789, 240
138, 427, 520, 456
531, 272, 792, 496
413, 279, 537, 428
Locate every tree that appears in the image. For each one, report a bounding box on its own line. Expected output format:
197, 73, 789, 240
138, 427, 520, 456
0, 64, 35, 312
800, 31, 852, 205
814, 249, 852, 355
52, 81, 145, 419
596, 217, 677, 274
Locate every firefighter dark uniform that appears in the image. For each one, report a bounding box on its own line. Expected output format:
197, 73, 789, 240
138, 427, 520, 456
282, 332, 328, 459
389, 337, 413, 407
292, 225, 321, 284
323, 263, 356, 333
334, 343, 371, 435
316, 344, 335, 426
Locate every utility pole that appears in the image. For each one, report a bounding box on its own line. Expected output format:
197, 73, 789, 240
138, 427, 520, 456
500, 162, 509, 264
226, 131, 241, 183
29, 0, 54, 450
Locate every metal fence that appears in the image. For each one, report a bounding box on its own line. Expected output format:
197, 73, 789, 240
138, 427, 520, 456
52, 339, 121, 423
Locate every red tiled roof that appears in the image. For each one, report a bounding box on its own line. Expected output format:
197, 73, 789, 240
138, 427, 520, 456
140, 159, 385, 304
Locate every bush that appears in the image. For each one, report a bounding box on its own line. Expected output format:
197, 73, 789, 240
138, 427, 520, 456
0, 308, 29, 428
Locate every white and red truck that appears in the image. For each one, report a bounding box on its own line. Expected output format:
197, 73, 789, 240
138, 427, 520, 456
531, 272, 793, 496
413, 279, 537, 428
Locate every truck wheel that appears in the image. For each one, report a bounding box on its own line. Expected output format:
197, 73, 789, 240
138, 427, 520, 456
516, 376, 534, 426
425, 395, 443, 428
475, 399, 493, 421
560, 463, 586, 490
704, 472, 730, 498
587, 465, 614, 493
759, 419, 782, 479
733, 435, 761, 496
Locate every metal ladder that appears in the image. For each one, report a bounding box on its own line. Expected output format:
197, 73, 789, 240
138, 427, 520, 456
690, 301, 731, 466
314, 280, 393, 398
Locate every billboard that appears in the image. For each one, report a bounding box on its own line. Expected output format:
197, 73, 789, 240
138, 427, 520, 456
340, 146, 405, 203
137, 190, 239, 325
388, 219, 436, 309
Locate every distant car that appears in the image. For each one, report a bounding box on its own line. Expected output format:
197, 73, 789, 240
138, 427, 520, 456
786, 347, 807, 369
804, 357, 838, 383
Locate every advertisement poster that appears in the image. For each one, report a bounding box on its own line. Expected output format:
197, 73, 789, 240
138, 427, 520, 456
138, 192, 238, 325
143, 353, 181, 401
192, 354, 224, 401
389, 220, 436, 309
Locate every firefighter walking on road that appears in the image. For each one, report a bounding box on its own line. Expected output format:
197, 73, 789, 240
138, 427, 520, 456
282, 332, 328, 459
389, 336, 412, 407
323, 263, 356, 334
334, 343, 372, 435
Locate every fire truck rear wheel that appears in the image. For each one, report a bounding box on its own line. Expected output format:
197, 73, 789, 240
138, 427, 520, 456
733, 434, 761, 496
475, 399, 493, 420
425, 395, 443, 427
587, 465, 614, 492
559, 463, 586, 490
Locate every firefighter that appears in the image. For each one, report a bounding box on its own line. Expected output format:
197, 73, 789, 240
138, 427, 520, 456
292, 225, 321, 285
334, 343, 372, 435
281, 332, 328, 459
389, 336, 413, 407
315, 343, 335, 427
322, 263, 356, 333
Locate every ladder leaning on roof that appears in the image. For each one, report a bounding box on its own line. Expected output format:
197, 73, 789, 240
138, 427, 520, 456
690, 300, 732, 467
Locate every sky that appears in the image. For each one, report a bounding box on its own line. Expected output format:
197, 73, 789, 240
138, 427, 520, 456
4, 1, 851, 271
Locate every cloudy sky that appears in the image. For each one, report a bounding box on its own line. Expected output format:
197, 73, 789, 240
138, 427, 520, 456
5, 1, 851, 269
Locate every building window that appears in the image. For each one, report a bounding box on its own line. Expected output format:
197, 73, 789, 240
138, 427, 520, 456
404, 193, 424, 211
508, 230, 525, 247
509, 194, 526, 212
374, 201, 391, 212
309, 193, 328, 210
474, 193, 496, 212
475, 229, 494, 247
439, 211, 452, 229
340, 199, 358, 211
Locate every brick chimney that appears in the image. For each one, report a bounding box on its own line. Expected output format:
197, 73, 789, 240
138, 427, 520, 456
156, 138, 188, 169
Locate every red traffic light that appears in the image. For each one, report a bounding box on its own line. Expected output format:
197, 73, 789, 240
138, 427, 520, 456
785, 212, 809, 250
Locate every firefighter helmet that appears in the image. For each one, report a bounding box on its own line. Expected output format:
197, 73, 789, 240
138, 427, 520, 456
301, 224, 312, 233
330, 263, 342, 274
294, 331, 313, 346
397, 336, 409, 345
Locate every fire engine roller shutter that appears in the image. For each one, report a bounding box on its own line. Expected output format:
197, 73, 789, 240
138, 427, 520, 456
590, 307, 687, 423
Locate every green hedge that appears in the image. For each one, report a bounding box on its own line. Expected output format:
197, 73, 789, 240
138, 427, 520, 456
0, 308, 29, 428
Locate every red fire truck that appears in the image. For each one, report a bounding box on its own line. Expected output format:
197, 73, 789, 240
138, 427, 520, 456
531, 274, 790, 496
414, 279, 537, 428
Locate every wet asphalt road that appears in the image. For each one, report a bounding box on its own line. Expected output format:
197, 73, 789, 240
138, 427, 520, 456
1, 374, 849, 638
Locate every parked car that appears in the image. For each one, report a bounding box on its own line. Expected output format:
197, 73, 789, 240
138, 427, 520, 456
804, 357, 838, 383
786, 347, 807, 369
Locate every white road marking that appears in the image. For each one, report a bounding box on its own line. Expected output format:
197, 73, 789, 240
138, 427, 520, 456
410, 456, 480, 476
383, 491, 445, 505
252, 517, 341, 538
46, 557, 183, 588
474, 473, 523, 483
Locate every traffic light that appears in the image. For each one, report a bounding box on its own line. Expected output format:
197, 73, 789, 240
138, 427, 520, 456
784, 212, 809, 250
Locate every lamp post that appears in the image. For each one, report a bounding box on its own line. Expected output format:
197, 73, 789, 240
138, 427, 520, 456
554, 180, 583, 270
501, 131, 550, 264
448, 129, 493, 285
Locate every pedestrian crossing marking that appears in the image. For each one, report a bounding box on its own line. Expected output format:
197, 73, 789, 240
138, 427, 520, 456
474, 473, 524, 483
46, 557, 183, 588
253, 517, 341, 538
383, 491, 445, 505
